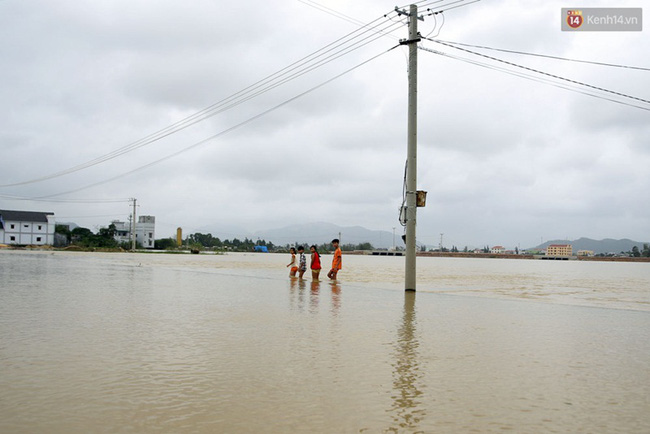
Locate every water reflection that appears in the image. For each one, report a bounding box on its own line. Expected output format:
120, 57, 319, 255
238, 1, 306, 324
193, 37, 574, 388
309, 280, 320, 314
289, 278, 307, 312
388, 291, 425, 432
289, 279, 342, 316
330, 281, 341, 316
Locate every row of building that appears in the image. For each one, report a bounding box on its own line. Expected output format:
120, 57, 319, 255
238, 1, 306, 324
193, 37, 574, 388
0, 209, 595, 256
488, 244, 594, 257
0, 209, 156, 249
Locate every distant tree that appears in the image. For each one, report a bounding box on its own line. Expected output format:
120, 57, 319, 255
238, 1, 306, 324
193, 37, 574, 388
95, 224, 118, 248
98, 223, 116, 239
643, 244, 650, 258
71, 227, 93, 239
187, 232, 221, 248
70, 225, 117, 248
631, 246, 641, 257
55, 224, 72, 243
155, 238, 177, 250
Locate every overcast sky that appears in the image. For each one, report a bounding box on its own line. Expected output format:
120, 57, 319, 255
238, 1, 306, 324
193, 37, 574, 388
1, 0, 648, 249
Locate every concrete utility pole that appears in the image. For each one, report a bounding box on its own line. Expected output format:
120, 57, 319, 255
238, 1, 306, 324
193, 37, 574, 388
398, 4, 421, 292
131, 198, 137, 251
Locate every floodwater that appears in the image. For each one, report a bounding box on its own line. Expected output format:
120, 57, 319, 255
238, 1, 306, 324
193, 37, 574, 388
1, 250, 649, 433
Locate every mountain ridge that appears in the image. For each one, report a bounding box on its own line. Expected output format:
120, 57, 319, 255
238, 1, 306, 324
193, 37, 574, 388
193, 221, 647, 254
531, 237, 649, 255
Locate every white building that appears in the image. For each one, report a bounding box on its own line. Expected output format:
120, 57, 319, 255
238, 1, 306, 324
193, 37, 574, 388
136, 216, 155, 249
111, 215, 156, 249
0, 209, 56, 246
490, 245, 506, 254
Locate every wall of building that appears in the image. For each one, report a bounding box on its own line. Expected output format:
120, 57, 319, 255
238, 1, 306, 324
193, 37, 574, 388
111, 216, 156, 249
136, 216, 155, 249
0, 214, 55, 245
546, 245, 573, 256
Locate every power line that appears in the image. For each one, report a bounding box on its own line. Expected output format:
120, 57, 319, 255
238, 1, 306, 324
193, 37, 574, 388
299, 0, 367, 27
34, 45, 400, 199
1, 3, 484, 190
435, 39, 650, 71
424, 11, 445, 39
418, 45, 650, 112
0, 12, 404, 189
56, 214, 129, 219
415, 0, 482, 14
0, 193, 129, 203
422, 37, 650, 109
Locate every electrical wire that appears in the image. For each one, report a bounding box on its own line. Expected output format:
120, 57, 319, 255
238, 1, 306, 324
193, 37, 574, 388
298, 0, 367, 27
424, 11, 445, 38
0, 193, 129, 203
34, 45, 400, 199
436, 39, 650, 71
0, 12, 405, 189
56, 214, 129, 219
415, 0, 482, 14
418, 45, 650, 112
422, 37, 650, 108
1, 2, 483, 191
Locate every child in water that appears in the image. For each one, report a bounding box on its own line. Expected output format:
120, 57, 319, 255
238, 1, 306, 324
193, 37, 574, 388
310, 245, 321, 280
328, 238, 342, 280
297, 246, 307, 279
287, 247, 298, 277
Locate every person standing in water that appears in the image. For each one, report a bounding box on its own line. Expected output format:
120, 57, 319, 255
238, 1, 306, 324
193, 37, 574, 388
287, 247, 298, 277
310, 245, 321, 280
328, 238, 342, 280
297, 246, 307, 279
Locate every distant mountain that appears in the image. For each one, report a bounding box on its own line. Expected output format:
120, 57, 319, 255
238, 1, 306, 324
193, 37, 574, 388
531, 238, 649, 255
195, 223, 252, 240
253, 222, 397, 249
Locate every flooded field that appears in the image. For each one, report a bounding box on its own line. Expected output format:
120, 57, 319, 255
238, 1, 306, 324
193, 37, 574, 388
1, 250, 649, 432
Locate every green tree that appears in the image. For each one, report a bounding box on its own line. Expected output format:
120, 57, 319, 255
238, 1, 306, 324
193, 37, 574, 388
70, 225, 118, 248
55, 224, 72, 243
95, 224, 118, 248
155, 238, 177, 250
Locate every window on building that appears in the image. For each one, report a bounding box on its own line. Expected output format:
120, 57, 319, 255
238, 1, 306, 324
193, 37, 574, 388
10, 224, 15, 229
24, 224, 29, 228
10, 236, 16, 241
38, 225, 42, 230
36, 237, 42, 242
